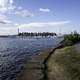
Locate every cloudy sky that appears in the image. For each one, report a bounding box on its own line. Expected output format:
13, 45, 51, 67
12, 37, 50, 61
0, 0, 80, 35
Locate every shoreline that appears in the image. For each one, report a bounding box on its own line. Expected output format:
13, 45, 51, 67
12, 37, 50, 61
17, 42, 62, 80
47, 43, 80, 80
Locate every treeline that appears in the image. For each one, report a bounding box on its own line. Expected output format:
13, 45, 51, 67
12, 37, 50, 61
18, 32, 57, 37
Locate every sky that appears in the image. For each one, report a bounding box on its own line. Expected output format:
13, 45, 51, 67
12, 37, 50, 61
0, 0, 80, 35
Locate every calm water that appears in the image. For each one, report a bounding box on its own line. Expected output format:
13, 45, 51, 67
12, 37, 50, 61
0, 37, 63, 80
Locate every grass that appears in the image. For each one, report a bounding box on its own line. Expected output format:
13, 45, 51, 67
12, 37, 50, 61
47, 45, 80, 80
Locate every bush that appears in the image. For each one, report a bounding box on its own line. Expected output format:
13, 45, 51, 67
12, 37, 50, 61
62, 39, 73, 46
64, 31, 80, 46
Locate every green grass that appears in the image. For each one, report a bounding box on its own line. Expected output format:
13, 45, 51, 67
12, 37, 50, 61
47, 46, 80, 80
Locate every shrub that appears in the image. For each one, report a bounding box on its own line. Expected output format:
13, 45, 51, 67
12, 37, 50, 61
64, 31, 80, 46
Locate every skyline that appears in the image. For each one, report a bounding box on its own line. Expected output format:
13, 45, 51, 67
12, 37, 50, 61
0, 0, 80, 35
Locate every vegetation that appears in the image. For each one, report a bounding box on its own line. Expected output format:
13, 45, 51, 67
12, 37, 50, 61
46, 31, 80, 80
18, 32, 57, 37
63, 31, 80, 46
47, 46, 80, 80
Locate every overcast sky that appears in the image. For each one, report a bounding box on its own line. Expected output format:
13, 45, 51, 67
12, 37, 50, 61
0, 0, 80, 35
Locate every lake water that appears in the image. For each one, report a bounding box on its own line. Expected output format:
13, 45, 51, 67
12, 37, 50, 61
0, 37, 63, 80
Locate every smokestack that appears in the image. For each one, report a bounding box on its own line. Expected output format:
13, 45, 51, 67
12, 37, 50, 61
18, 28, 19, 35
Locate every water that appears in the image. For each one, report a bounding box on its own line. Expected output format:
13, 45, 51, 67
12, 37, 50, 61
0, 37, 63, 80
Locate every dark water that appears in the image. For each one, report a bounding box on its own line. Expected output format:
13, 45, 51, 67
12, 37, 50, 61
0, 37, 63, 80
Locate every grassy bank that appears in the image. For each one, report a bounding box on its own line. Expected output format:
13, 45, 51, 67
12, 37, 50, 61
47, 44, 80, 80
46, 32, 80, 80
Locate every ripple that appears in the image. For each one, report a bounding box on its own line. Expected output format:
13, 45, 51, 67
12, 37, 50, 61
0, 37, 63, 80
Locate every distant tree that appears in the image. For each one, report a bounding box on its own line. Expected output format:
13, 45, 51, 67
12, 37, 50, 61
18, 32, 57, 37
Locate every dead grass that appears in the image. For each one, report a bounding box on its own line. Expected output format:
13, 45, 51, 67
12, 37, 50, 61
47, 45, 80, 80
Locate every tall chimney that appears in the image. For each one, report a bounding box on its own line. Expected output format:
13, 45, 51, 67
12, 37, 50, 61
18, 28, 19, 35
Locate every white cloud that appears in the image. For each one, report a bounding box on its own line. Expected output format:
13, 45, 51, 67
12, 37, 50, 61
0, 21, 70, 35
8, 5, 16, 10
3, 20, 12, 24
0, 0, 15, 13
0, 0, 33, 17
0, 0, 8, 8
0, 0, 13, 24
0, 27, 18, 35
18, 21, 70, 28
0, 14, 11, 24
10, 0, 13, 5
0, 0, 33, 25
15, 10, 34, 17
17, 6, 23, 10
0, 14, 7, 20
39, 8, 50, 12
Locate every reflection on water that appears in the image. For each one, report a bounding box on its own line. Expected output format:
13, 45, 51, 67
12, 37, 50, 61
0, 37, 63, 80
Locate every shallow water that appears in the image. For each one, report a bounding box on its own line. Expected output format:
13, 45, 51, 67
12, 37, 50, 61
0, 37, 63, 80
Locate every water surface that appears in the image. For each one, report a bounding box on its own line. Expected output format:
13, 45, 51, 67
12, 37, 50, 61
0, 37, 63, 80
